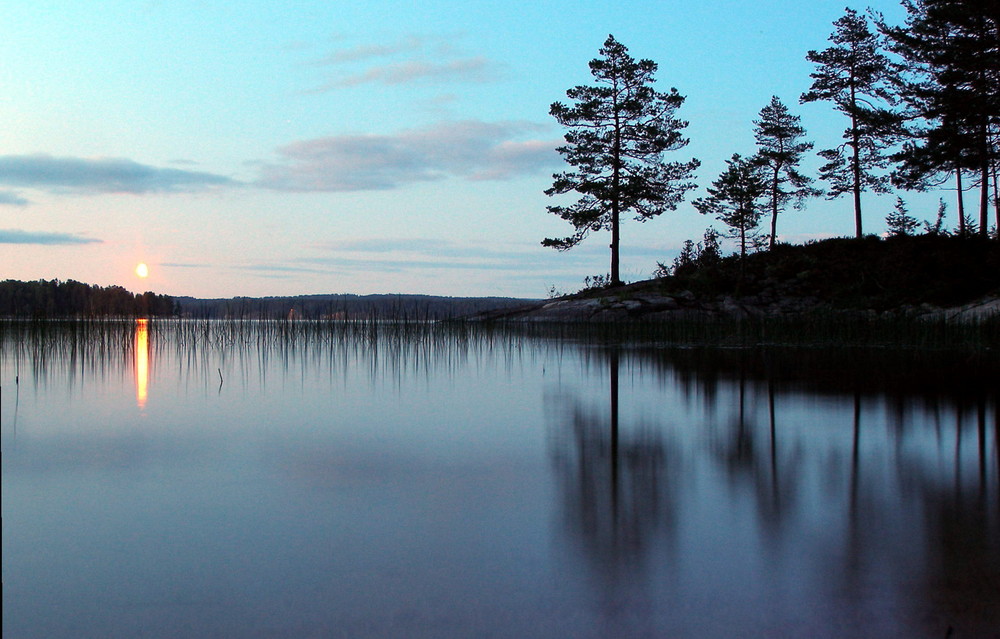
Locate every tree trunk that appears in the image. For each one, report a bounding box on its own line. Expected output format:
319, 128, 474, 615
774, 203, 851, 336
611, 202, 620, 285
611, 84, 622, 286
848, 78, 863, 238
770, 167, 780, 250
981, 121, 990, 237
992, 152, 999, 236
851, 113, 863, 238
981, 164, 990, 236
956, 166, 966, 235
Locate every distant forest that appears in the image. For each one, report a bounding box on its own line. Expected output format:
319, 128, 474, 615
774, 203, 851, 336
173, 294, 535, 320
0, 279, 534, 319
0, 279, 177, 318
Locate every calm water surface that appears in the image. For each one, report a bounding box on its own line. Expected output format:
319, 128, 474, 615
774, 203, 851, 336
2, 320, 998, 638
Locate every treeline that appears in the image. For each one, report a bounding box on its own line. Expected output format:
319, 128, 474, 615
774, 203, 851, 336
0, 281, 536, 320
0, 279, 177, 318
546, 1, 999, 286
697, 2, 1000, 246
173, 293, 535, 320
691, 2, 999, 265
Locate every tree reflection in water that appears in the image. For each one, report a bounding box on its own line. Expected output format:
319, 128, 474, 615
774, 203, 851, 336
4, 323, 998, 637
546, 345, 999, 637
546, 349, 677, 630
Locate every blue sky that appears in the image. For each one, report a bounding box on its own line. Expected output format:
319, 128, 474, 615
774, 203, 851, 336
2, 0, 942, 299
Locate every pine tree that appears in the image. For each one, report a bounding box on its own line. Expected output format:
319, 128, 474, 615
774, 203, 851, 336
544, 35, 700, 286
878, 0, 1000, 237
694, 154, 767, 263
752, 96, 821, 249
801, 8, 900, 238
668, 240, 698, 277
885, 196, 920, 236
924, 198, 949, 234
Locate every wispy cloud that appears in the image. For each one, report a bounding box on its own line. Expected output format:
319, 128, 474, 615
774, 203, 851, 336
302, 237, 599, 273
0, 154, 238, 195
231, 237, 657, 294
324, 57, 496, 89
0, 229, 103, 245
235, 263, 334, 275
320, 238, 462, 254
315, 35, 425, 65
308, 34, 500, 92
256, 120, 559, 192
0, 190, 29, 206
317, 237, 547, 261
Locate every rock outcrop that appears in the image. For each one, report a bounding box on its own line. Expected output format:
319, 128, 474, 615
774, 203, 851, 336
468, 287, 1000, 324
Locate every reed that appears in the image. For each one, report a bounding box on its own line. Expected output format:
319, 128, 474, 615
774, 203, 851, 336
456, 311, 999, 351
3, 311, 995, 386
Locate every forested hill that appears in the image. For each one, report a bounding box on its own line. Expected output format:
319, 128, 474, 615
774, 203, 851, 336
0, 280, 537, 320
173, 293, 537, 320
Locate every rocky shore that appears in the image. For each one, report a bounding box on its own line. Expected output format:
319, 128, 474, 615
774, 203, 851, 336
473, 235, 1000, 325
470, 286, 1000, 324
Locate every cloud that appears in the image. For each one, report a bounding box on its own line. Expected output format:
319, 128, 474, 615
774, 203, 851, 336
315, 35, 425, 65
320, 238, 461, 254
232, 238, 657, 294
0, 154, 237, 195
317, 237, 550, 261
467, 139, 560, 181
0, 229, 103, 245
0, 190, 29, 206
256, 120, 560, 192
236, 263, 333, 275
295, 237, 600, 274
307, 34, 500, 92
329, 57, 496, 88
232, 238, 546, 280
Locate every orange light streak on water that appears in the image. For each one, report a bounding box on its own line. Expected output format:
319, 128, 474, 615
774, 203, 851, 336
135, 319, 149, 408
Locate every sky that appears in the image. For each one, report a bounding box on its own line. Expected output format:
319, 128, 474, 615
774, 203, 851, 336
2, 0, 945, 300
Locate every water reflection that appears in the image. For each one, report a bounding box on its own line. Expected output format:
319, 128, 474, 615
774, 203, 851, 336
711, 374, 799, 538
135, 318, 149, 408
546, 350, 677, 635
548, 350, 673, 567
546, 347, 999, 637
2, 322, 998, 638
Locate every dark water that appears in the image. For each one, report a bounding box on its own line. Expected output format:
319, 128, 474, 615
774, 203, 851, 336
2, 320, 998, 638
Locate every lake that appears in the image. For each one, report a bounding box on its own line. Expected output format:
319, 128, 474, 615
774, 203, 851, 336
2, 319, 998, 638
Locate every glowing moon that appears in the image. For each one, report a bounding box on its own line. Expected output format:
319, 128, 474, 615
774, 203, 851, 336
135, 263, 149, 278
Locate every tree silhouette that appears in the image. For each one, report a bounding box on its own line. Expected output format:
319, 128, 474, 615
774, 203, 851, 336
885, 196, 920, 236
0, 279, 176, 317
752, 96, 821, 249
877, 0, 1000, 237
694, 154, 767, 264
544, 35, 699, 286
801, 8, 900, 238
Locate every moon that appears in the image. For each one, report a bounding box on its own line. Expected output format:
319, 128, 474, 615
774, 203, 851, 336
135, 263, 149, 278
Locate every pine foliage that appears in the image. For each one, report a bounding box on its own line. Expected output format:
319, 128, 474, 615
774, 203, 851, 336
544, 35, 700, 285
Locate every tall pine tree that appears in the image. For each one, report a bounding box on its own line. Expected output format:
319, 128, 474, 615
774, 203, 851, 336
801, 8, 899, 238
878, 0, 1000, 236
752, 96, 821, 249
544, 35, 700, 286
